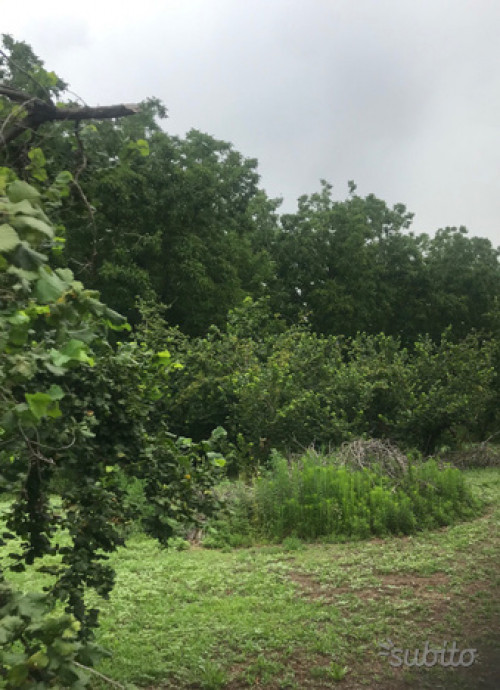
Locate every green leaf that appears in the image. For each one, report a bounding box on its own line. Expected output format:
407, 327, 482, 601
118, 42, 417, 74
61, 339, 91, 361
10, 241, 47, 271
7, 311, 30, 326
6, 663, 29, 685
207, 452, 226, 467
25, 392, 55, 420
54, 170, 73, 186
66, 326, 97, 344
104, 318, 132, 331
7, 266, 39, 284
50, 339, 94, 367
28, 147, 46, 167
7, 180, 41, 204
0, 615, 24, 639
0, 411, 17, 434
136, 139, 150, 156
8, 325, 30, 347
45, 362, 67, 376
0, 224, 21, 252
7, 199, 37, 216
11, 214, 54, 240
102, 305, 128, 326
128, 139, 150, 157
55, 267, 75, 282
47, 384, 64, 401
210, 426, 227, 442
34, 269, 67, 302
7, 199, 51, 223
49, 351, 70, 367
17, 592, 48, 618
28, 649, 49, 669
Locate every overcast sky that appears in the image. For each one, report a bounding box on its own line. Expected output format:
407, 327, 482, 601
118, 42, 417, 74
2, 0, 499, 246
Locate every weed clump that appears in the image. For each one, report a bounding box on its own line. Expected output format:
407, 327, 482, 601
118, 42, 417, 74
250, 449, 482, 541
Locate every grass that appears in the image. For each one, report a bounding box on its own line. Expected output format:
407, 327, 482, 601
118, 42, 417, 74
1, 468, 499, 688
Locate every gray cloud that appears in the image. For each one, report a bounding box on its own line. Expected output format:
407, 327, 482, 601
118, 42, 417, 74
2, 0, 499, 245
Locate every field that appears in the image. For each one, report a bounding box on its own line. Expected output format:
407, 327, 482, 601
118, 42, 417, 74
2, 469, 499, 689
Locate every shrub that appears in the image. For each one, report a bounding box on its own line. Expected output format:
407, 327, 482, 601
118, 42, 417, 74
168, 537, 191, 551
165, 301, 496, 473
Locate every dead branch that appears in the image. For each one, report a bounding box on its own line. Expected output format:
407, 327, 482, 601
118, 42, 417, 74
0, 84, 141, 146
72, 123, 98, 275
337, 438, 410, 479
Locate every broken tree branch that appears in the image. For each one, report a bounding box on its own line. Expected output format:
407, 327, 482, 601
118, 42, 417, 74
0, 84, 141, 146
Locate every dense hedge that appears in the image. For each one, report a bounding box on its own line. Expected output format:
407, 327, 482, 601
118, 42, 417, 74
163, 299, 497, 472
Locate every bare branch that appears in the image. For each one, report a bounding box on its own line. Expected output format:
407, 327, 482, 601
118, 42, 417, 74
53, 103, 142, 121
72, 123, 98, 275
0, 84, 141, 146
72, 662, 126, 689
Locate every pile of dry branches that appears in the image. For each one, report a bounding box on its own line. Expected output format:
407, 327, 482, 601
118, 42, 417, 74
336, 438, 410, 479
442, 439, 500, 469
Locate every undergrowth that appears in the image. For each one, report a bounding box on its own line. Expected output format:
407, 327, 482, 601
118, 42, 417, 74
206, 450, 483, 545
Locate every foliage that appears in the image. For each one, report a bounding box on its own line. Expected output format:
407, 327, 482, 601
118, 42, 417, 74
0, 168, 225, 686
0, 34, 279, 335
165, 300, 496, 469
249, 451, 481, 541
60, 126, 278, 333
280, 535, 304, 552
2, 36, 499, 346
0, 166, 119, 685
0, 582, 102, 689
0, 33, 499, 687
3, 470, 494, 689
198, 479, 256, 549
273, 181, 500, 342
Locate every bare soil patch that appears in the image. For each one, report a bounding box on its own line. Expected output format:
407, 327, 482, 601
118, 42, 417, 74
287, 569, 451, 604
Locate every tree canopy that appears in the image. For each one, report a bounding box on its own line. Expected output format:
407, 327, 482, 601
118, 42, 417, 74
0, 34, 499, 687
2, 35, 498, 342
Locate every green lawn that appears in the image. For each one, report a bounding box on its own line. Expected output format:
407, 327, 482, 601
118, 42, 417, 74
2, 469, 499, 689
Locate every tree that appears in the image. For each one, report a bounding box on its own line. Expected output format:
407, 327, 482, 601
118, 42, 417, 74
273, 181, 417, 338
0, 34, 140, 148
272, 181, 500, 343
0, 37, 226, 687
421, 227, 500, 341
59, 126, 279, 333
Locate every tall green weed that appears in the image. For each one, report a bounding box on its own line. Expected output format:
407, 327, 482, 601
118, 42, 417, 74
250, 452, 481, 541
